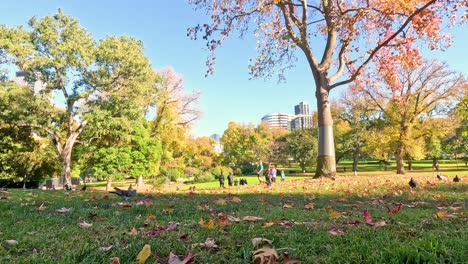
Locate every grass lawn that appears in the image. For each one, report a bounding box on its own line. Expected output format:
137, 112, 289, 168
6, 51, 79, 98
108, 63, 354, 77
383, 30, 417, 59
0, 173, 466, 263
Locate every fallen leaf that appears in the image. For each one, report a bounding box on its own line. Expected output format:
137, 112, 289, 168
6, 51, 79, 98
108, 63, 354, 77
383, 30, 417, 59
55, 207, 72, 213
147, 213, 156, 220
111, 257, 120, 264
78, 221, 92, 229
231, 196, 242, 203
280, 220, 295, 228
167, 251, 196, 264
283, 204, 293, 209
144, 222, 178, 236
252, 247, 279, 264
328, 227, 345, 235
136, 199, 153, 206
163, 207, 174, 214
217, 213, 229, 227
386, 204, 402, 214
201, 238, 218, 248
5, 240, 18, 245
374, 221, 387, 227
128, 227, 138, 236
122, 204, 131, 210
363, 209, 373, 225
199, 218, 215, 229
179, 233, 189, 242
346, 220, 361, 225
214, 198, 227, 205
243, 216, 264, 222
227, 215, 241, 222
327, 207, 341, 219
304, 203, 315, 209
37, 202, 47, 211
433, 210, 447, 219
252, 237, 273, 247
136, 244, 151, 264
99, 245, 113, 251
283, 252, 301, 264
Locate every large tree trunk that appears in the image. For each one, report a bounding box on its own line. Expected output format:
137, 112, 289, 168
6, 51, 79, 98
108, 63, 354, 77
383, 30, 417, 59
408, 157, 413, 171
314, 80, 336, 178
59, 132, 80, 185
395, 142, 406, 174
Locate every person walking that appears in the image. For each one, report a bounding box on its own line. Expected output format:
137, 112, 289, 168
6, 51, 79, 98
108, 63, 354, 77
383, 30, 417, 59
219, 172, 225, 188
256, 160, 264, 184
280, 170, 286, 182
271, 166, 277, 183
227, 172, 234, 186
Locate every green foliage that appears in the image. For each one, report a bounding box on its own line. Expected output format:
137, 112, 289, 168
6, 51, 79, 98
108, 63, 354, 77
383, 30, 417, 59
193, 170, 215, 183
281, 129, 317, 172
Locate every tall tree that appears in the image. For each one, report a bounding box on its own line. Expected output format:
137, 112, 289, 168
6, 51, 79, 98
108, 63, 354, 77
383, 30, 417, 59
0, 10, 154, 184
283, 129, 317, 172
189, 0, 464, 177
355, 60, 465, 174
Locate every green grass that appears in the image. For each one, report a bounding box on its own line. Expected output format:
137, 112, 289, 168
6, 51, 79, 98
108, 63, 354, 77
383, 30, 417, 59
0, 172, 466, 263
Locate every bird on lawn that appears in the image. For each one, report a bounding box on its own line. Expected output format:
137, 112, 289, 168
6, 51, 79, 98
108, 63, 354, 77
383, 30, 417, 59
453, 175, 460, 182
409, 178, 417, 189
109, 184, 137, 201
436, 174, 448, 181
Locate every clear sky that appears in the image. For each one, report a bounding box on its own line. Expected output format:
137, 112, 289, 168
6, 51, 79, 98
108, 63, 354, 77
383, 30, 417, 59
1, 1, 467, 137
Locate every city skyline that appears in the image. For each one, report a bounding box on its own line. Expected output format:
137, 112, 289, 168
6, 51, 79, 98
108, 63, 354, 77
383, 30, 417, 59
1, 1, 466, 138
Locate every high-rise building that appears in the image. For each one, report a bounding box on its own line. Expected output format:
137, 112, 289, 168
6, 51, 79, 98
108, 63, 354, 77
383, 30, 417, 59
261, 113, 294, 130
12, 71, 47, 96
292, 102, 313, 129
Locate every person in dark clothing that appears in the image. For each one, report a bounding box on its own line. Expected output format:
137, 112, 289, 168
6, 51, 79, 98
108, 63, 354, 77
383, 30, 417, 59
227, 172, 234, 186
219, 172, 225, 188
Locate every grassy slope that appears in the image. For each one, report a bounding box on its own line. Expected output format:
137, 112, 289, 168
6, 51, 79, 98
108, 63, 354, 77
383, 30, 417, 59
0, 172, 466, 263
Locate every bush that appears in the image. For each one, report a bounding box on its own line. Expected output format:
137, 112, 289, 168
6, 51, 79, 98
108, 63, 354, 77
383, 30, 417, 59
194, 171, 215, 183
239, 162, 255, 175
210, 166, 233, 179
160, 167, 185, 182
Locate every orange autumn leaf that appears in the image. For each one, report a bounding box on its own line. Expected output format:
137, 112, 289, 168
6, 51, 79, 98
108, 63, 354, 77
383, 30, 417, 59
283, 204, 293, 209
214, 198, 227, 205
199, 218, 215, 229
433, 210, 447, 219
304, 203, 315, 209
147, 213, 156, 220
231, 196, 242, 203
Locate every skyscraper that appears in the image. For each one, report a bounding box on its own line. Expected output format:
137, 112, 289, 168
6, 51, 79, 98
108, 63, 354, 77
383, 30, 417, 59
261, 113, 294, 130
292, 101, 313, 129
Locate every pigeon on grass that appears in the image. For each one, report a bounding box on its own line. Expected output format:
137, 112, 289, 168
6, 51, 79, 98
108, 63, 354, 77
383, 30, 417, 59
109, 184, 137, 201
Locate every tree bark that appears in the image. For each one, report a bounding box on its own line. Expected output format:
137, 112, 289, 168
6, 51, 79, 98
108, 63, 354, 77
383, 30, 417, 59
352, 147, 359, 174
408, 158, 413, 171
395, 142, 406, 174
314, 79, 336, 178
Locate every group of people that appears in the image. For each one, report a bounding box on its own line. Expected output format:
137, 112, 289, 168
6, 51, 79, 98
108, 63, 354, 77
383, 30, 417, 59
256, 160, 285, 187
217, 160, 286, 188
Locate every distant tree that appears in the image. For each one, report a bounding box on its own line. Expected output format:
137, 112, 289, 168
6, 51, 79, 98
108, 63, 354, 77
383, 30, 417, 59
221, 122, 258, 167
283, 129, 317, 173
189, 0, 464, 178
0, 10, 154, 184
354, 60, 465, 174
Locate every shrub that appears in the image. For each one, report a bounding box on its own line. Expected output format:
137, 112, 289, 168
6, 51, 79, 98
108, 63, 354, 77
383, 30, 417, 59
194, 171, 215, 183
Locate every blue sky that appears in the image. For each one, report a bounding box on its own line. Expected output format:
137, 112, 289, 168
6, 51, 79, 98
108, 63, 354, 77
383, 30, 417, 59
1, 1, 467, 137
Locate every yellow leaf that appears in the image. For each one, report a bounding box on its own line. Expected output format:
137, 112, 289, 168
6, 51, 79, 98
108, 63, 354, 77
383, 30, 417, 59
231, 196, 242, 203
163, 207, 174, 214
327, 207, 342, 219
433, 210, 447, 219
136, 244, 151, 264
214, 198, 227, 205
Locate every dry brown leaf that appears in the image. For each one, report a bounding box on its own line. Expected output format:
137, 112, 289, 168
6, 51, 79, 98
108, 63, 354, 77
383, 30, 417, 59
252, 247, 279, 264
167, 251, 196, 264
128, 227, 138, 236
252, 237, 273, 247
328, 227, 345, 235
243, 216, 264, 222
304, 203, 315, 209
283, 204, 293, 209
99, 245, 113, 251
199, 218, 215, 229
201, 238, 218, 248
37, 202, 47, 211
55, 207, 73, 213
327, 207, 341, 219
227, 215, 241, 222
5, 240, 18, 245
78, 221, 92, 229
283, 252, 301, 264
374, 221, 387, 227
111, 257, 120, 264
